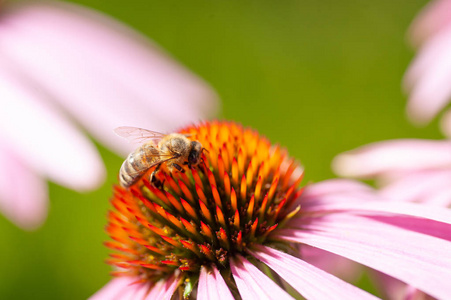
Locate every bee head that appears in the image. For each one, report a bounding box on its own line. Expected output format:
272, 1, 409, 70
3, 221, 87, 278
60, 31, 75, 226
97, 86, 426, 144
188, 141, 202, 166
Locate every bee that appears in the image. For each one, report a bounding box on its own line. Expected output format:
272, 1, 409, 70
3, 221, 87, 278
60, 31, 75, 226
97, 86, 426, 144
114, 126, 203, 188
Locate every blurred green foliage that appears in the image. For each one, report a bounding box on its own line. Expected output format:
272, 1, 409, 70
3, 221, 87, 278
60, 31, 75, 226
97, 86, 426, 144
0, 0, 440, 299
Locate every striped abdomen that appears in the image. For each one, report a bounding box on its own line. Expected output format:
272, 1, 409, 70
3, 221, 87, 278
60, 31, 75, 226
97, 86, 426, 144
119, 143, 160, 187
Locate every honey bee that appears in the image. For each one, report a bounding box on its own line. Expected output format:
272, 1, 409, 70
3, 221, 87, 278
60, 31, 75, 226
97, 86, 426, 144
114, 126, 203, 188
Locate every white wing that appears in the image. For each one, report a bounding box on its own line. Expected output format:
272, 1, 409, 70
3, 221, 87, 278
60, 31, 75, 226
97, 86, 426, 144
114, 126, 167, 144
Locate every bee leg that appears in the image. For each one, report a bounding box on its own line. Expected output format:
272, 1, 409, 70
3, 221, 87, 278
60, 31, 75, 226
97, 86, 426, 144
150, 163, 164, 188
172, 163, 185, 173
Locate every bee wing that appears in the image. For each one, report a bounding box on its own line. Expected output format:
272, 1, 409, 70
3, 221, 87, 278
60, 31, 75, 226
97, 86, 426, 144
124, 154, 179, 176
114, 126, 167, 144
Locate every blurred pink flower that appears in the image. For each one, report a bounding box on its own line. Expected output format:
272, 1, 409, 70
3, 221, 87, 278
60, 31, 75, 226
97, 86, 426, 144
90, 121, 451, 300
404, 0, 451, 127
0, 1, 218, 229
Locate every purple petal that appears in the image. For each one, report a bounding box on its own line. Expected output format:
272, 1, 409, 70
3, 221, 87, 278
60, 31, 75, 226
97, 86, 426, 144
230, 255, 295, 300
89, 277, 148, 300
0, 145, 47, 229
277, 213, 451, 299
250, 245, 378, 300
0, 61, 105, 191
332, 139, 451, 178
0, 2, 218, 156
198, 265, 234, 300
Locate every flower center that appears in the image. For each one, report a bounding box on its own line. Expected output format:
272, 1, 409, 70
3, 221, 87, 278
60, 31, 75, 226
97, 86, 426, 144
105, 121, 303, 290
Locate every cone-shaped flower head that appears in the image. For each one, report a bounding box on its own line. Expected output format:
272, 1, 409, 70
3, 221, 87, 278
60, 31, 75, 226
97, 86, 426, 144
105, 121, 303, 297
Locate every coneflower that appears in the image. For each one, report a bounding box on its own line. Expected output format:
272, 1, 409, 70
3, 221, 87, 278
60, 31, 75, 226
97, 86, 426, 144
91, 121, 451, 300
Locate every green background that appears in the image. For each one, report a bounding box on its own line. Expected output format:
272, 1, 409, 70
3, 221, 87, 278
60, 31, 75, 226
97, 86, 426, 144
0, 0, 442, 299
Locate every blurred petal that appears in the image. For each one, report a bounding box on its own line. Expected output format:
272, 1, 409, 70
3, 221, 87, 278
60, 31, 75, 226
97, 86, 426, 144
0, 145, 47, 229
0, 60, 105, 190
404, 26, 451, 124
198, 266, 234, 300
277, 213, 451, 299
408, 0, 451, 47
439, 107, 451, 138
301, 178, 374, 198
230, 256, 295, 300
250, 245, 378, 300
332, 139, 451, 178
0, 1, 218, 156
380, 170, 451, 204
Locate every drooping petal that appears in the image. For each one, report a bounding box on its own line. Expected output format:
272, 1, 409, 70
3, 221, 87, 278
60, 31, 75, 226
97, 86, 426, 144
0, 60, 105, 191
0, 145, 47, 229
230, 255, 295, 300
0, 1, 218, 156
250, 245, 378, 300
144, 274, 181, 300
332, 139, 451, 178
89, 277, 149, 300
198, 265, 234, 300
277, 213, 451, 299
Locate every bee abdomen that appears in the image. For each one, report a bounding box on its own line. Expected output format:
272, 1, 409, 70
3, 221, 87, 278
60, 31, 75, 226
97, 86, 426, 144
119, 151, 145, 187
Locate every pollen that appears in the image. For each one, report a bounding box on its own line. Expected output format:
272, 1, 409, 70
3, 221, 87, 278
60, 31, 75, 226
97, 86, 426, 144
105, 121, 304, 294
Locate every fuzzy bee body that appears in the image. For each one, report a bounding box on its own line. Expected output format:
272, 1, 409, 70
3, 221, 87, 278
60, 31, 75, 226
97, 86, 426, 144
115, 128, 203, 188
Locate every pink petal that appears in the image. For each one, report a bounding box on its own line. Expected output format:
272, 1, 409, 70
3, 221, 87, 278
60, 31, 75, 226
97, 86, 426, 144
0, 2, 218, 156
300, 198, 451, 225
250, 245, 378, 300
0, 145, 47, 229
301, 179, 374, 198
300, 245, 362, 283
230, 255, 295, 300
404, 26, 451, 124
332, 139, 451, 178
380, 170, 451, 204
277, 213, 451, 299
89, 277, 149, 300
198, 265, 234, 300
408, 0, 451, 47
0, 60, 105, 191
144, 274, 180, 300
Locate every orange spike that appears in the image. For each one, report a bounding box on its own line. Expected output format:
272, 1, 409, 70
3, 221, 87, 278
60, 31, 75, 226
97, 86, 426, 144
273, 198, 287, 220
200, 244, 216, 261
246, 160, 254, 187
161, 236, 180, 247
223, 171, 231, 197
237, 148, 245, 175
231, 188, 238, 212
221, 144, 230, 170
268, 176, 279, 200
178, 180, 194, 204
180, 240, 201, 257
249, 218, 259, 240
181, 199, 198, 220
144, 245, 167, 255
236, 231, 243, 251
199, 200, 213, 224
247, 195, 255, 220
144, 181, 170, 206
234, 209, 240, 229
166, 213, 184, 231
240, 174, 247, 201
140, 263, 169, 271
165, 191, 184, 213
231, 158, 239, 186
191, 167, 203, 189
217, 154, 225, 183
180, 218, 198, 237
218, 228, 230, 250
165, 173, 181, 194
161, 260, 179, 266
179, 171, 191, 187
196, 184, 208, 205
211, 185, 222, 209
254, 176, 263, 201
259, 194, 269, 221
216, 206, 226, 228
200, 221, 214, 240
147, 224, 166, 236
206, 168, 217, 189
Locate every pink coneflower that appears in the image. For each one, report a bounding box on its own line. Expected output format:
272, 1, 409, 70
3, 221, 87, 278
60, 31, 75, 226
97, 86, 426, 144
0, 1, 217, 229
404, 0, 451, 126
92, 121, 451, 299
